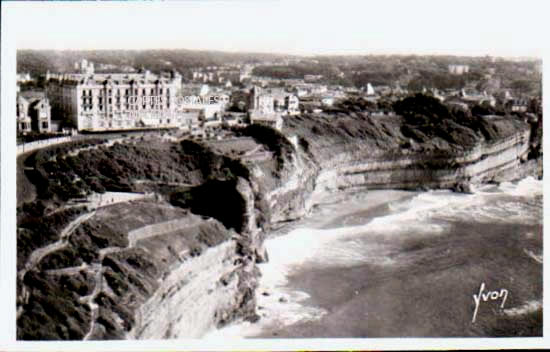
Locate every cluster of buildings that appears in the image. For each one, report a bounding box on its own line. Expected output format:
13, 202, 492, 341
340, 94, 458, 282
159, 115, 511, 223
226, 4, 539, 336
190, 64, 254, 85
16, 58, 539, 136
16, 60, 301, 135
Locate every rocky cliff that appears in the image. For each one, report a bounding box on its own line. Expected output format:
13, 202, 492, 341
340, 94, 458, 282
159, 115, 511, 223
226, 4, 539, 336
17, 137, 263, 340
246, 112, 541, 228
17, 108, 542, 340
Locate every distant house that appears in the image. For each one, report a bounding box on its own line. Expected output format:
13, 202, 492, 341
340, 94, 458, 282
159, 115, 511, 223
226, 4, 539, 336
457, 89, 497, 107
248, 86, 299, 116
508, 99, 528, 113
249, 111, 283, 131
448, 64, 470, 75
249, 86, 274, 113
247, 86, 284, 130
268, 88, 299, 115
16, 91, 51, 134
16, 95, 32, 133
304, 74, 323, 82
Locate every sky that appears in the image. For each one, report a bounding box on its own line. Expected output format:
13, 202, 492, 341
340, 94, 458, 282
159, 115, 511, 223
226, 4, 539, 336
3, 0, 548, 57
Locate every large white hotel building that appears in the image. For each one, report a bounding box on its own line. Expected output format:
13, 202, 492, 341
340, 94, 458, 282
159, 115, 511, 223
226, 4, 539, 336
46, 60, 198, 132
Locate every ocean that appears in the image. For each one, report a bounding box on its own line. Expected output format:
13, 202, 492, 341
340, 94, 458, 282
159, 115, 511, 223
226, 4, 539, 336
206, 177, 543, 338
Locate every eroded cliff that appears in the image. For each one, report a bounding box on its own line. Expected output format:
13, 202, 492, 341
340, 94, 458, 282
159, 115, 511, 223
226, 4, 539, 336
17, 106, 542, 339
246, 111, 541, 227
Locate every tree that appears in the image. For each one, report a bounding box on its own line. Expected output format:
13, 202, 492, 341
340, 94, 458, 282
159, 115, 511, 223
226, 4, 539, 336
393, 93, 452, 123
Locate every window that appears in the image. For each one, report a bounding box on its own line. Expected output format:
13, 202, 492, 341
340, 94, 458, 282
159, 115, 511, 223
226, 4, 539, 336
42, 122, 48, 129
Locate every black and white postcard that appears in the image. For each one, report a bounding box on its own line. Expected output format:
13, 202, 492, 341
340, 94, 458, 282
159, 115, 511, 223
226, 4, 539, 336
0, 0, 548, 350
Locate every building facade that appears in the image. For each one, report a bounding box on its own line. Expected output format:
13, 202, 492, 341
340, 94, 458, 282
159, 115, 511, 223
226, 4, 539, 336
247, 86, 286, 131
17, 92, 51, 134
46, 65, 188, 132
448, 64, 470, 75
249, 86, 299, 115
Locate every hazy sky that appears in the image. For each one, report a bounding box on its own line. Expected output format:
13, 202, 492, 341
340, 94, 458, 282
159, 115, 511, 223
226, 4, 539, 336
4, 0, 547, 57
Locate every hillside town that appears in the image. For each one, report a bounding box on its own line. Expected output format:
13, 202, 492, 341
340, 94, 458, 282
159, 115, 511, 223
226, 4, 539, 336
16, 54, 542, 144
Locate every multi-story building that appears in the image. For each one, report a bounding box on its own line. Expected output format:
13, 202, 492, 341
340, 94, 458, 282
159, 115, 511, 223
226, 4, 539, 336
272, 90, 299, 115
448, 64, 470, 75
249, 86, 275, 114
16, 91, 51, 134
248, 86, 286, 131
46, 62, 188, 132
249, 86, 299, 115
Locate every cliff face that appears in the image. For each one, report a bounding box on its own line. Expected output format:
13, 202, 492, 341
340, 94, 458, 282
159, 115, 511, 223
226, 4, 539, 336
17, 139, 262, 340
17, 199, 260, 340
246, 112, 541, 227
311, 130, 531, 192
129, 113, 540, 339
17, 111, 542, 340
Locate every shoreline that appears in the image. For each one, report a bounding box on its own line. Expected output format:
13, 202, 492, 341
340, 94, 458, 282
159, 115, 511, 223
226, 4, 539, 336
206, 177, 543, 338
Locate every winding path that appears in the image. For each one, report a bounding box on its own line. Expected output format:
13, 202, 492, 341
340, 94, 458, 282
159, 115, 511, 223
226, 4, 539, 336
18, 211, 96, 282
